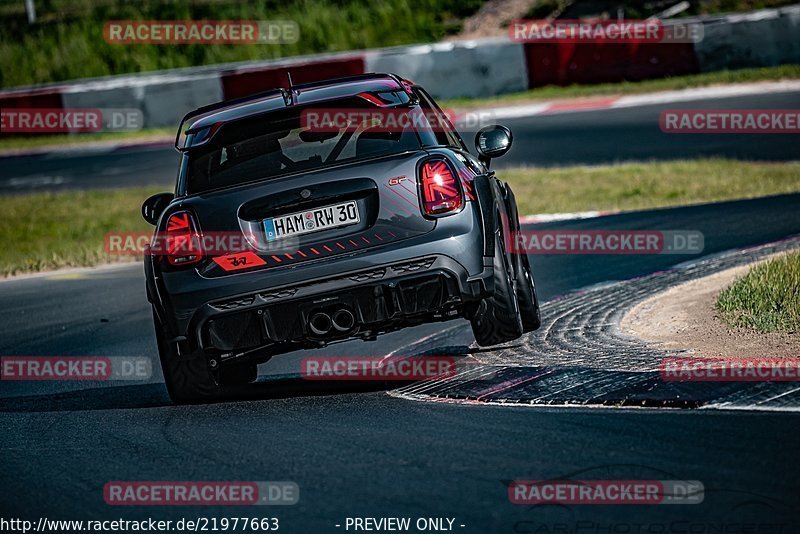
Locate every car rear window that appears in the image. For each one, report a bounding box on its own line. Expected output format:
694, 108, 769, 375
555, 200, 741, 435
185, 100, 425, 195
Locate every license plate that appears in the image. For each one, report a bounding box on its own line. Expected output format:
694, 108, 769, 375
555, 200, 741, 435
264, 200, 360, 241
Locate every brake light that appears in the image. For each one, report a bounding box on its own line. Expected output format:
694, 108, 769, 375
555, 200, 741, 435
163, 211, 204, 267
419, 159, 463, 216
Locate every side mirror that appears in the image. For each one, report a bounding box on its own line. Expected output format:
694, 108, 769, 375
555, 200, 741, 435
475, 125, 513, 167
142, 192, 174, 225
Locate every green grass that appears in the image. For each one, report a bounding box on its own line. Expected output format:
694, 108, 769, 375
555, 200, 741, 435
0, 186, 161, 277
716, 252, 800, 333
0, 130, 177, 151
0, 0, 481, 88
503, 159, 800, 215
442, 65, 800, 108
1, 158, 798, 277
0, 128, 174, 151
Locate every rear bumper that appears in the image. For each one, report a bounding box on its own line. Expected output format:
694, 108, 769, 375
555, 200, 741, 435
147, 205, 490, 356
195, 254, 487, 357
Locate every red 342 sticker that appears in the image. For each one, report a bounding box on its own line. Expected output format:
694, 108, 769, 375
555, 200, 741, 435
212, 251, 267, 271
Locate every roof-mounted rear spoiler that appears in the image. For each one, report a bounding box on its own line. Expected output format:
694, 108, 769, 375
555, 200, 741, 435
173, 73, 417, 152
174, 88, 286, 152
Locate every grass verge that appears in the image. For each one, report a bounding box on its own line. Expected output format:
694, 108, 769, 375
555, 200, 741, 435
503, 159, 800, 215
0, 186, 161, 277
0, 128, 174, 152
716, 252, 800, 333
1, 158, 798, 277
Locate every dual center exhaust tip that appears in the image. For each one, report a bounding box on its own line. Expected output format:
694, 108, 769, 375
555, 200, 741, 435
308, 309, 355, 336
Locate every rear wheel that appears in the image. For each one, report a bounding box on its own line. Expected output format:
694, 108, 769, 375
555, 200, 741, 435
515, 251, 542, 332
471, 231, 524, 346
504, 185, 541, 332
153, 308, 221, 404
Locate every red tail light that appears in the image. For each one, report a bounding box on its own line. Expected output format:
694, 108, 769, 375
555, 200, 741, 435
419, 159, 463, 216
163, 211, 204, 267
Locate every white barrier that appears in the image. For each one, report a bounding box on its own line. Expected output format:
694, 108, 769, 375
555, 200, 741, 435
694, 6, 800, 72
61, 73, 223, 128
365, 38, 528, 99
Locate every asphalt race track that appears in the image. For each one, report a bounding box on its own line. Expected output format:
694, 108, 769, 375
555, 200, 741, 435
2, 88, 800, 531
2, 187, 800, 531
2, 90, 800, 194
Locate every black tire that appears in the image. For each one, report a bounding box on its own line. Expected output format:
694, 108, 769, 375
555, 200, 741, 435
153, 308, 221, 404
470, 231, 524, 346
504, 184, 542, 332
220, 360, 258, 386
515, 251, 542, 332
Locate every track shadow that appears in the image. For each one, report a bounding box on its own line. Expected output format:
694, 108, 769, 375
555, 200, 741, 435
0, 383, 171, 412
0, 352, 492, 413
0, 375, 413, 413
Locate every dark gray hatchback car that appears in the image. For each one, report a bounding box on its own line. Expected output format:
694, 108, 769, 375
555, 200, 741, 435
142, 73, 540, 403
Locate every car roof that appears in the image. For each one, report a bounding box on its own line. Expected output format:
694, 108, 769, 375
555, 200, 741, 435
176, 73, 415, 151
